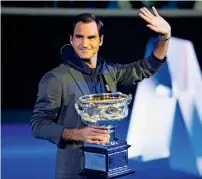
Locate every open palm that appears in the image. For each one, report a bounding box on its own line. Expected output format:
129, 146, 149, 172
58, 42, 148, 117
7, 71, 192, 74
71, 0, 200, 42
139, 6, 171, 36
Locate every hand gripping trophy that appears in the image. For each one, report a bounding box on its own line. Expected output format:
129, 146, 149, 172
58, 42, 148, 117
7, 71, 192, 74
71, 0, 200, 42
75, 92, 134, 178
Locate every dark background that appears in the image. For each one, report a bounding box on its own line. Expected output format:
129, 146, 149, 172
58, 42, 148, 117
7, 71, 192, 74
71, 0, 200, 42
2, 14, 202, 114
1, 4, 202, 179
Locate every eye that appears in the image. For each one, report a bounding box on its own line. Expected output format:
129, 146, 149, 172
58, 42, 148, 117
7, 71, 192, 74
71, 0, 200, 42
75, 35, 83, 39
88, 36, 96, 40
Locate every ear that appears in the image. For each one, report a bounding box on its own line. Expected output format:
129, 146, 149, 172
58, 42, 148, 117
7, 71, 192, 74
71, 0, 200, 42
70, 35, 73, 45
99, 35, 104, 46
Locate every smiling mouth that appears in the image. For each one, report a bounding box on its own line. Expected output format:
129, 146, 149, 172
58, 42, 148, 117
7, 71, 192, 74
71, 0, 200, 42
80, 49, 90, 53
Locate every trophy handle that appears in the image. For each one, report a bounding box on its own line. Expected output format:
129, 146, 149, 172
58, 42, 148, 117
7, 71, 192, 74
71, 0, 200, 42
115, 91, 123, 94
126, 94, 132, 105
75, 102, 83, 115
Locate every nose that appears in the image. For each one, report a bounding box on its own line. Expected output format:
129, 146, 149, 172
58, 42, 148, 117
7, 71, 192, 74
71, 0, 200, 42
81, 39, 88, 47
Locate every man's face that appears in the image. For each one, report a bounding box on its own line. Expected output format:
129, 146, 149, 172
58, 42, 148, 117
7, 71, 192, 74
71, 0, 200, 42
70, 21, 103, 60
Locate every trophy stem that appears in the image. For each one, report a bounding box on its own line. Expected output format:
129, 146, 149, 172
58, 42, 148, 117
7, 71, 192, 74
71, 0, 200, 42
107, 127, 116, 144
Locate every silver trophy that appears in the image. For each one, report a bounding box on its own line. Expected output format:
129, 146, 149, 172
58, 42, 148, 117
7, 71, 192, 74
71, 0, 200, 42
75, 92, 134, 178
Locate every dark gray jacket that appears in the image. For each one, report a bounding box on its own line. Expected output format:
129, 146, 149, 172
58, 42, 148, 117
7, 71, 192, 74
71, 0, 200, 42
30, 45, 165, 179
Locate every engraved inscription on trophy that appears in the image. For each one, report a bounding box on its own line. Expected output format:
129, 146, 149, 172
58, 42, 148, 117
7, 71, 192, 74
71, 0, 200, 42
84, 152, 106, 171
108, 150, 128, 171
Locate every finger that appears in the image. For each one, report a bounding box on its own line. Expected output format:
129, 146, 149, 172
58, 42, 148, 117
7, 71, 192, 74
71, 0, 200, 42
87, 125, 107, 133
100, 137, 110, 144
91, 129, 108, 135
91, 128, 108, 134
139, 13, 153, 25
152, 6, 159, 16
87, 134, 109, 144
99, 140, 109, 144
97, 126, 107, 130
146, 24, 159, 33
86, 139, 100, 144
90, 125, 99, 128
91, 125, 107, 130
89, 132, 108, 138
88, 135, 105, 141
140, 8, 153, 19
143, 7, 154, 17
90, 133, 109, 141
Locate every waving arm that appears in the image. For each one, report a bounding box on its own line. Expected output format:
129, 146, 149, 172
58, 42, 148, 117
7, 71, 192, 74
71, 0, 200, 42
139, 6, 171, 60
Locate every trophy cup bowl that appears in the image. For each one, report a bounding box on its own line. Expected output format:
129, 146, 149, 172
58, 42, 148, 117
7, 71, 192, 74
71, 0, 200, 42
75, 92, 132, 143
75, 92, 134, 178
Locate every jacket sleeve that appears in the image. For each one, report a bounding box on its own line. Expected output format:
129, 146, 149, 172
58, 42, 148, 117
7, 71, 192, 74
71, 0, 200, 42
114, 53, 166, 87
30, 73, 65, 146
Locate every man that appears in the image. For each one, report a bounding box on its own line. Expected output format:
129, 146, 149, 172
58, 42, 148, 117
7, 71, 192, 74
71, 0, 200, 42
30, 7, 171, 179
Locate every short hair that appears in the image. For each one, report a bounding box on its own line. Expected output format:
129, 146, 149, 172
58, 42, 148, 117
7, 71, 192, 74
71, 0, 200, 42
71, 13, 104, 38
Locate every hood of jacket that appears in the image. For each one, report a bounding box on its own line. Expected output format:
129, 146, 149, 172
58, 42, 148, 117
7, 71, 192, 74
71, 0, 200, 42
60, 44, 106, 75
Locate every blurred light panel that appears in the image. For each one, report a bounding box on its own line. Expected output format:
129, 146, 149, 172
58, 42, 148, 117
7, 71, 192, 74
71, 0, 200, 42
127, 37, 202, 177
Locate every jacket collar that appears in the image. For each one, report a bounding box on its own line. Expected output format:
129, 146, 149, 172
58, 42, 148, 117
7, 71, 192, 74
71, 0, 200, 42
61, 44, 116, 95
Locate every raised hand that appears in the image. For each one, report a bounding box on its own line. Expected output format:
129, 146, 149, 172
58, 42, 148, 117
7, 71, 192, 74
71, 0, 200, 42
139, 6, 171, 37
